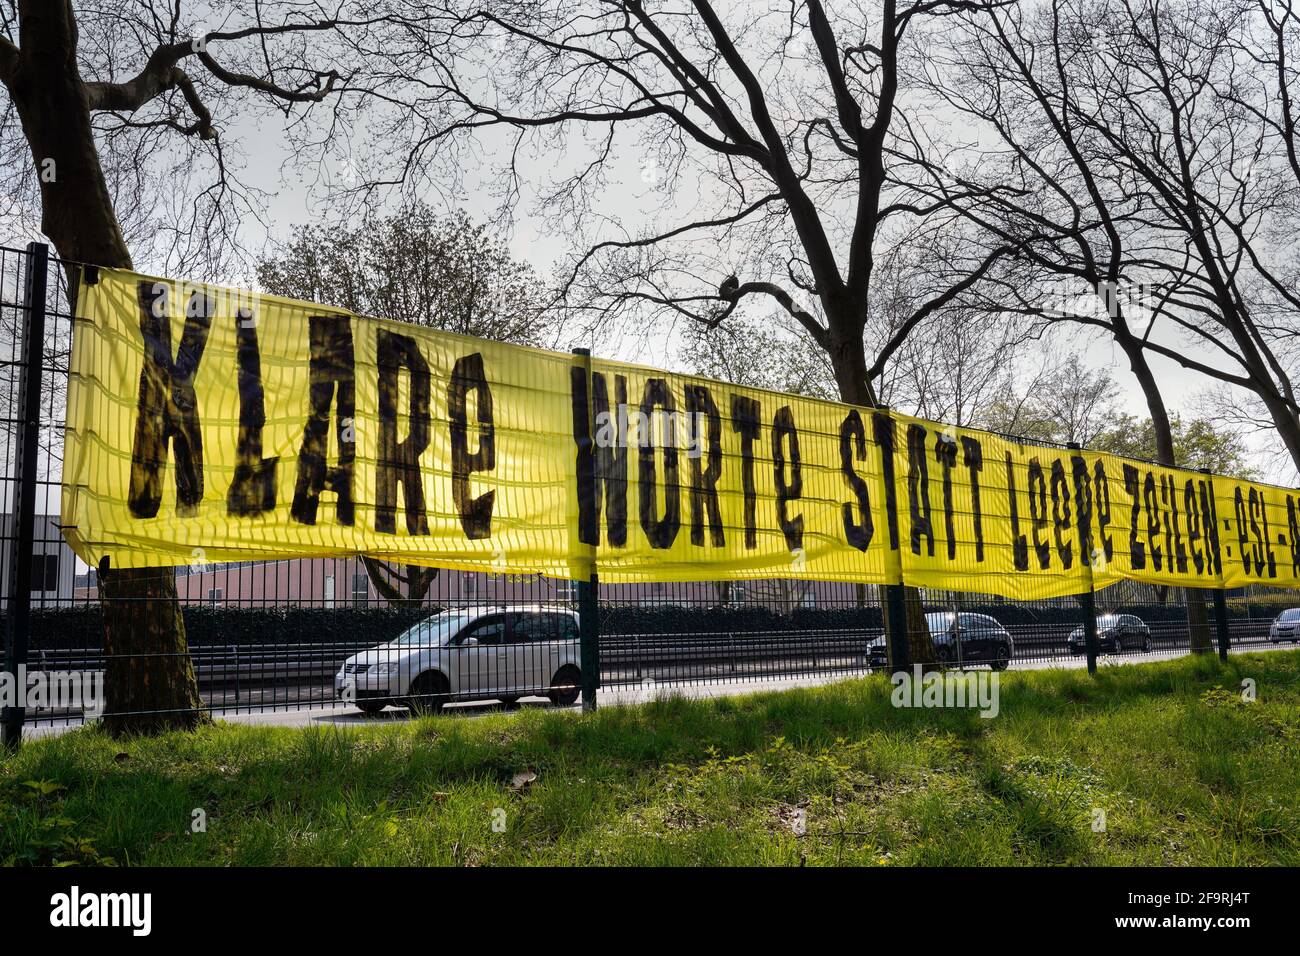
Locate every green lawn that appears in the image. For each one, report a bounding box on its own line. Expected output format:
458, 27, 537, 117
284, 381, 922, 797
2, 651, 1298, 866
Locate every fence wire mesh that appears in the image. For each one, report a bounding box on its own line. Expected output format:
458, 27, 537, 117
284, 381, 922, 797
1, 243, 1297, 731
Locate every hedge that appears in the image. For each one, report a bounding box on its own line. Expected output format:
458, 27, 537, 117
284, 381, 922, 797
5, 597, 1294, 651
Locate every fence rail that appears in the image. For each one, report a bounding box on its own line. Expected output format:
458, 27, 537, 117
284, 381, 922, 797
1, 241, 1299, 741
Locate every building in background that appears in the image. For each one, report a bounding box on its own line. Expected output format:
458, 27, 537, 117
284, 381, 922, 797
0, 514, 78, 609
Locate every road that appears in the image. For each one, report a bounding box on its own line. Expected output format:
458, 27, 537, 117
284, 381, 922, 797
21, 638, 1296, 738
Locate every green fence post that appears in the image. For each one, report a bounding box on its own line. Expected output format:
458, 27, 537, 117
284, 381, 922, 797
883, 584, 911, 673
1201, 468, 1231, 662
1069, 443, 1099, 676
577, 574, 600, 712
873, 406, 911, 673
2, 242, 49, 751
1080, 584, 1100, 676
572, 347, 600, 711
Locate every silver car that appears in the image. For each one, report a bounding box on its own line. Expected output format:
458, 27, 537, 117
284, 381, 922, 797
1270, 608, 1300, 644
336, 605, 583, 715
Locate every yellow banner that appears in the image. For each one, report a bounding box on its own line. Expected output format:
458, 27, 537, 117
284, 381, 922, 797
62, 267, 1300, 599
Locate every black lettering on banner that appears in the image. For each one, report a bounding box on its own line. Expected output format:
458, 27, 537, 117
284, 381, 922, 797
1143, 472, 1163, 572
872, 412, 900, 551
1184, 479, 1205, 576
129, 281, 213, 518
1200, 478, 1222, 577
1157, 475, 1181, 573
1253, 488, 1278, 578
1263, 490, 1279, 578
961, 436, 985, 562
1006, 453, 1029, 572
291, 315, 356, 526
448, 352, 495, 540
1094, 461, 1114, 564
571, 366, 596, 545
375, 329, 432, 535
573, 372, 629, 547
1289, 496, 1300, 578
1234, 487, 1253, 575
907, 423, 934, 557
732, 396, 762, 549
1070, 454, 1093, 570
1123, 464, 1145, 570
639, 378, 680, 549
226, 306, 279, 517
1159, 475, 1172, 572
934, 435, 958, 561
685, 385, 725, 547
839, 410, 874, 552
1050, 459, 1073, 570
1027, 457, 1051, 570
773, 406, 804, 552
1168, 476, 1188, 573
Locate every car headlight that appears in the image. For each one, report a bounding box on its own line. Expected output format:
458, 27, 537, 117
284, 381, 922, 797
368, 661, 401, 675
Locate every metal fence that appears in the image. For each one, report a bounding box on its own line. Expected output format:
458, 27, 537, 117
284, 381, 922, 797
2, 242, 1298, 740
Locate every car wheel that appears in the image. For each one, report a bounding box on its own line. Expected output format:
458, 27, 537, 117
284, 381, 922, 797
549, 665, 581, 707
990, 644, 1011, 671
356, 700, 387, 716
407, 671, 449, 715
1142, 635, 1152, 652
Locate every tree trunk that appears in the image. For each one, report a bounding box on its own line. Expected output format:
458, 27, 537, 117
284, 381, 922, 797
1118, 337, 1214, 655
361, 557, 438, 607
98, 567, 205, 735
8, 4, 205, 734
828, 319, 936, 666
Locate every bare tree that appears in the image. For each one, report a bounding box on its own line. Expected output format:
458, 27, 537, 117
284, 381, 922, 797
0, 2, 444, 732
934, 0, 1300, 470
258, 205, 556, 347
398, 0, 1036, 664
260, 204, 558, 605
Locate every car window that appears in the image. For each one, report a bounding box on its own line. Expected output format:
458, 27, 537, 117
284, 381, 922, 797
512, 612, 557, 643
393, 611, 473, 647
458, 615, 506, 645
556, 614, 580, 641
925, 612, 954, 633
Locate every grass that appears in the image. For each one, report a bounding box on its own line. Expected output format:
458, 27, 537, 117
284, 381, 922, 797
2, 651, 1299, 866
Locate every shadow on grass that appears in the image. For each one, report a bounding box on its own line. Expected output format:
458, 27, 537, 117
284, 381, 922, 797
1, 650, 1297, 865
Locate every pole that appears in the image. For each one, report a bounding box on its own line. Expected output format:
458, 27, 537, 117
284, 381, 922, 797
1201, 468, 1231, 662
2, 242, 49, 750
572, 347, 600, 712
1068, 442, 1099, 676
1081, 585, 1100, 677
874, 406, 911, 673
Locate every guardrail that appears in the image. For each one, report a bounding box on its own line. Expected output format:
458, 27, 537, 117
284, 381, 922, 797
24, 619, 1283, 686
17, 618, 1289, 724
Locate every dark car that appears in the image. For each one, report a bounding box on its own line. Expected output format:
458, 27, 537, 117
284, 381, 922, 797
1067, 614, 1151, 655
866, 611, 1014, 670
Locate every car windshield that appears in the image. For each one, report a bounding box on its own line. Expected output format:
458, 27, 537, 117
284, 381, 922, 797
926, 612, 955, 632
1097, 615, 1120, 627
390, 611, 474, 647
1281, 609, 1300, 622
